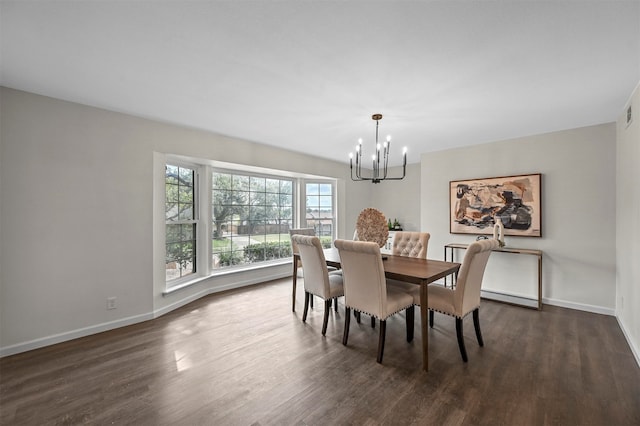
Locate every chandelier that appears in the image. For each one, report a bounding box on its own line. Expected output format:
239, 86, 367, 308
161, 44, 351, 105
349, 114, 407, 184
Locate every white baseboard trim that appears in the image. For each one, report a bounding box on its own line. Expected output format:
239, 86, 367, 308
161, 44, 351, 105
616, 315, 640, 368
481, 290, 539, 309
154, 270, 290, 318
542, 297, 615, 316
0, 312, 153, 358
0, 270, 290, 358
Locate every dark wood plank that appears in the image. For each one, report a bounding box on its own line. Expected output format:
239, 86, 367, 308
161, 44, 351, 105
1, 278, 639, 425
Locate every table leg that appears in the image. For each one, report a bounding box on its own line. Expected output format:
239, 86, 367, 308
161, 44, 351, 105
292, 260, 298, 312
538, 254, 542, 310
420, 282, 429, 372
443, 247, 447, 287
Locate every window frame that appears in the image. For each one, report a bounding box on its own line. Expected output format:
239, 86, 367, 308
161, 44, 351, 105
164, 161, 207, 289
301, 179, 337, 249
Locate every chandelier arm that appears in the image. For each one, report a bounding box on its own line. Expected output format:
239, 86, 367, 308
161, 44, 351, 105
383, 144, 389, 179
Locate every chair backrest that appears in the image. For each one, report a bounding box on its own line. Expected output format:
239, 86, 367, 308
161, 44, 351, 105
454, 238, 500, 316
392, 231, 430, 259
289, 228, 315, 266
291, 235, 331, 298
334, 239, 387, 318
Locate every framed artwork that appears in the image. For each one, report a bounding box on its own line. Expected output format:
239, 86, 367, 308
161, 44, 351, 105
450, 173, 542, 237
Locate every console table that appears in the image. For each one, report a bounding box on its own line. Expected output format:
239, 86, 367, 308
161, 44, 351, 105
444, 243, 543, 310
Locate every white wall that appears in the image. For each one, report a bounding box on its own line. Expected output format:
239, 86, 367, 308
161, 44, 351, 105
616, 82, 640, 363
420, 123, 617, 313
370, 163, 421, 232
0, 87, 370, 355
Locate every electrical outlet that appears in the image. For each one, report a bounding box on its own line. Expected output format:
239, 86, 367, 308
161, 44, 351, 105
107, 297, 117, 310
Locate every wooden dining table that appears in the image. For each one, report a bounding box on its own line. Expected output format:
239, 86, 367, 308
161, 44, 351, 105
292, 247, 461, 372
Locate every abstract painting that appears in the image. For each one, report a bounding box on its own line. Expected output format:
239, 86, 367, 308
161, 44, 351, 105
450, 174, 541, 237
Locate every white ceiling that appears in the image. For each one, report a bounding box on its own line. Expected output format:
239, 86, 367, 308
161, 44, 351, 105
1, 1, 639, 167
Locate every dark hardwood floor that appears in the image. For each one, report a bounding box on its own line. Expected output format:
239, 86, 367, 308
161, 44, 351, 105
1, 278, 639, 425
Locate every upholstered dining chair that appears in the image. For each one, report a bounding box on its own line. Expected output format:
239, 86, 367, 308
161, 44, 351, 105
290, 227, 339, 310
392, 231, 430, 259
289, 228, 316, 277
291, 235, 344, 336
429, 238, 499, 362
334, 239, 415, 363
386, 232, 431, 305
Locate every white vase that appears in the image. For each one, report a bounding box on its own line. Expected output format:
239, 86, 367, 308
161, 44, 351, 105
493, 217, 505, 247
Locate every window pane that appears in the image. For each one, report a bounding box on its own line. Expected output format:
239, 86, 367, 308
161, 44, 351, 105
281, 180, 292, 194
179, 167, 193, 185
234, 175, 250, 191
306, 183, 319, 195
319, 184, 332, 195
165, 223, 196, 281
319, 195, 332, 209
166, 183, 179, 202
178, 203, 193, 221
280, 193, 292, 207
166, 165, 194, 223
250, 176, 265, 192
306, 196, 318, 208
279, 206, 292, 220
266, 178, 279, 193
213, 173, 231, 189
212, 171, 294, 270
165, 165, 179, 184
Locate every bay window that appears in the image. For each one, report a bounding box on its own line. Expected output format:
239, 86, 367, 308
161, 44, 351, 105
162, 157, 336, 289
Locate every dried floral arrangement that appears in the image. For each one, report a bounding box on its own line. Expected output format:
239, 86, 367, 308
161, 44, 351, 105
356, 207, 389, 248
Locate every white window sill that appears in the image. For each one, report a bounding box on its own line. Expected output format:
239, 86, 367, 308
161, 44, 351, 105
162, 259, 292, 296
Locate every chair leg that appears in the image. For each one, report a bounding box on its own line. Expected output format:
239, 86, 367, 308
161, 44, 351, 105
406, 306, 414, 342
343, 307, 351, 345
355, 310, 361, 324
334, 297, 338, 312
371, 316, 376, 328
473, 308, 484, 347
377, 320, 387, 363
429, 310, 434, 328
455, 317, 468, 362
310, 295, 314, 308
302, 292, 310, 323
322, 299, 331, 336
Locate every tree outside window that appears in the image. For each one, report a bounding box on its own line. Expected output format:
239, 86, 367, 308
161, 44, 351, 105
212, 172, 293, 269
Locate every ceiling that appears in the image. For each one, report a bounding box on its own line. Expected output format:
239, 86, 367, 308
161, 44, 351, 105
1, 1, 639, 167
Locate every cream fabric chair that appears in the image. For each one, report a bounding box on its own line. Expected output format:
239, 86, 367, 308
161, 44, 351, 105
386, 232, 431, 305
428, 238, 499, 362
392, 231, 430, 258
292, 235, 344, 336
290, 227, 339, 310
334, 239, 415, 363
289, 228, 316, 277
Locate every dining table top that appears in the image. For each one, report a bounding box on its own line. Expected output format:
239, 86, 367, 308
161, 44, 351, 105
316, 247, 461, 285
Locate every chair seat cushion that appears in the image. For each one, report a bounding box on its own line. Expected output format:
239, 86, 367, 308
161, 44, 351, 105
427, 283, 458, 317
383, 286, 414, 320
328, 273, 345, 298
387, 279, 421, 305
